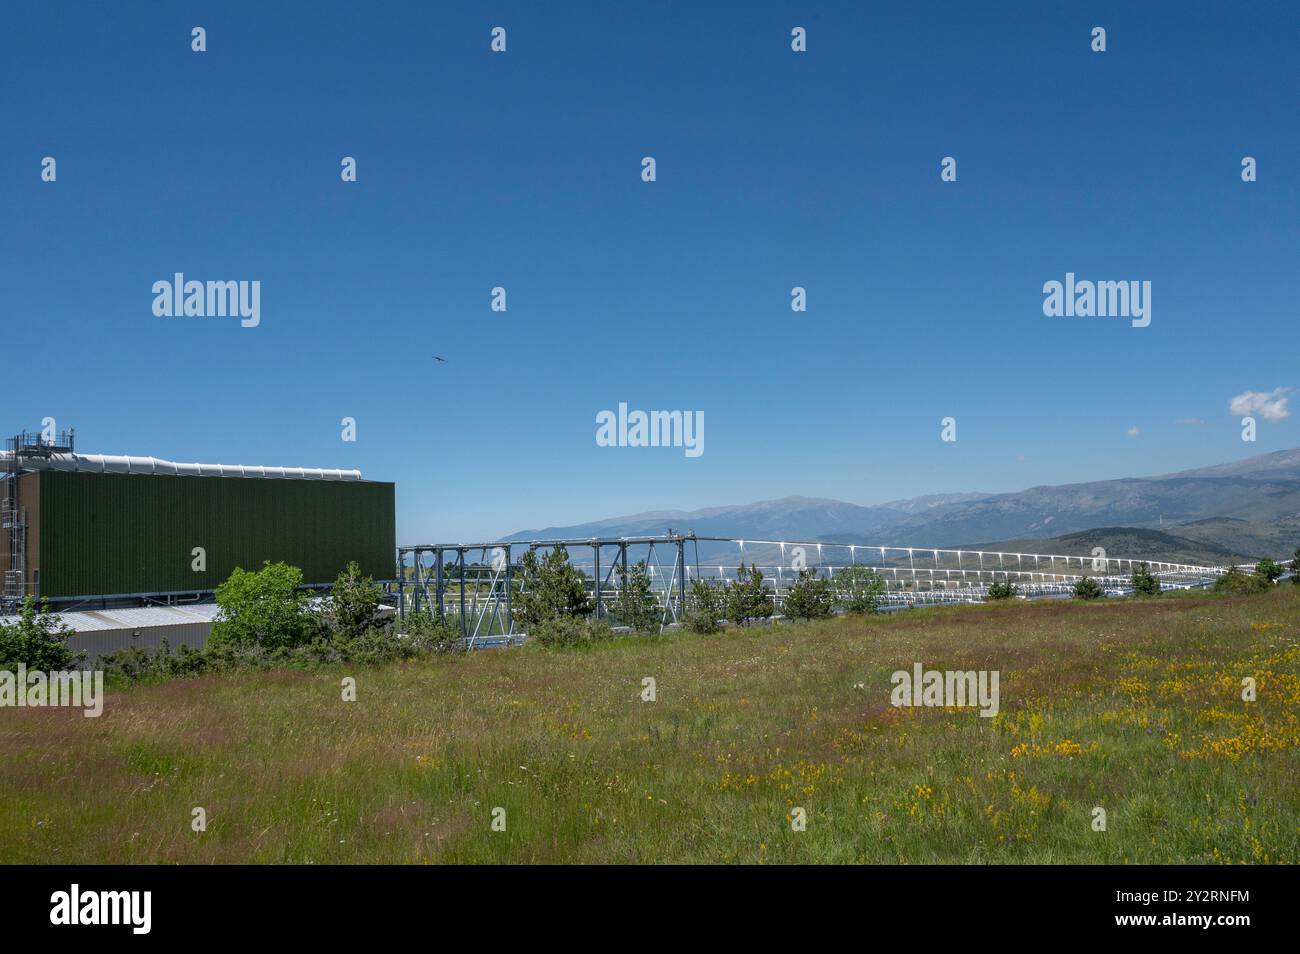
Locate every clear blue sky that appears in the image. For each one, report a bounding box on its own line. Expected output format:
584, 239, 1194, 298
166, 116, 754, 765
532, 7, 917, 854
3, 1, 1297, 542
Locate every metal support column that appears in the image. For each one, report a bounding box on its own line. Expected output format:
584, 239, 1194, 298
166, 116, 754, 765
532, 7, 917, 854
435, 548, 445, 619
458, 548, 467, 637
398, 551, 407, 618
676, 538, 686, 622
504, 544, 513, 635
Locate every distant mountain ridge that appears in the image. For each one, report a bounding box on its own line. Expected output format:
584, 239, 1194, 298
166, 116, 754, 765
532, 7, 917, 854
501, 448, 1300, 560
503, 493, 992, 544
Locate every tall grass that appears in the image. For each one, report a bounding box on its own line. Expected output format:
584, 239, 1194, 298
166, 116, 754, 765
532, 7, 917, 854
1, 588, 1297, 863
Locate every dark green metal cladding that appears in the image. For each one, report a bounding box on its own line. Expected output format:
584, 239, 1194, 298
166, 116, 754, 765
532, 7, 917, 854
37, 471, 395, 598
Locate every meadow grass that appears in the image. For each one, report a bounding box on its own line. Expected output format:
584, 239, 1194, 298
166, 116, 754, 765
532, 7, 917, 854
2, 588, 1298, 863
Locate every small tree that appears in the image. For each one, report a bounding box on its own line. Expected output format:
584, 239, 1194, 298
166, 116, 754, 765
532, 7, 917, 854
514, 546, 592, 631
1073, 576, 1104, 600
0, 598, 80, 670
324, 561, 385, 640
1254, 558, 1284, 586
1131, 562, 1161, 597
1289, 547, 1300, 584
835, 565, 886, 614
986, 580, 1018, 600
684, 579, 727, 634
783, 568, 834, 620
726, 563, 773, 627
209, 561, 315, 651
614, 560, 661, 634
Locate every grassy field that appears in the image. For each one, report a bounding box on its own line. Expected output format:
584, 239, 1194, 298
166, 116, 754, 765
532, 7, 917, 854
2, 588, 1299, 864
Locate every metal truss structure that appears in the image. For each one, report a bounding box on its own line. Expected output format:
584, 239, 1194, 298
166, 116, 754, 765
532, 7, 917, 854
394, 532, 1233, 644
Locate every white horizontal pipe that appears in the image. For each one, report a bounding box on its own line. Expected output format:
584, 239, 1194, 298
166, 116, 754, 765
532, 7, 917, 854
1, 452, 361, 481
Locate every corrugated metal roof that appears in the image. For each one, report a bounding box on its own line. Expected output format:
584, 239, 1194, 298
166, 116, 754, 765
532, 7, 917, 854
0, 603, 221, 633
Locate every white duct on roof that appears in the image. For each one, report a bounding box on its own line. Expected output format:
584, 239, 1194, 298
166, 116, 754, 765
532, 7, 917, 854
0, 452, 362, 481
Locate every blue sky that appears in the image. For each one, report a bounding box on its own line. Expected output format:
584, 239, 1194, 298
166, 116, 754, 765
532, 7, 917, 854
3, 1, 1297, 542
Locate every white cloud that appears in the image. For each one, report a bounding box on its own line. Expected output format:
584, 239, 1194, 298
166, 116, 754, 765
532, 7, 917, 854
1126, 426, 1141, 438
1228, 388, 1291, 422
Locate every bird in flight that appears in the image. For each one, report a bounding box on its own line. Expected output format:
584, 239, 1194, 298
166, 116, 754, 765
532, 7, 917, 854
432, 355, 447, 363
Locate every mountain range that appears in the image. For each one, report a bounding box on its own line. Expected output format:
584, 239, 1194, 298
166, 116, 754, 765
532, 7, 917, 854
502, 448, 1300, 563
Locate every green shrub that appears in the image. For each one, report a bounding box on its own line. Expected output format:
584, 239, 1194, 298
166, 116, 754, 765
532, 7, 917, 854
1131, 562, 1161, 597
326, 628, 415, 666
514, 546, 592, 630
104, 613, 463, 681
1289, 548, 1300, 584
530, 616, 613, 649
614, 560, 661, 634
309, 604, 466, 664
986, 580, 1019, 600
835, 565, 886, 614
209, 561, 316, 651
400, 610, 463, 655
101, 639, 209, 680
726, 563, 773, 626
684, 579, 726, 634
99, 646, 161, 680
1073, 576, 1105, 600
1213, 565, 1270, 594
0, 598, 81, 670
783, 569, 834, 620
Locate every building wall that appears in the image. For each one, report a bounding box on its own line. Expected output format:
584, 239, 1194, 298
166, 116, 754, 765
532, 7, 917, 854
68, 621, 213, 665
36, 470, 395, 598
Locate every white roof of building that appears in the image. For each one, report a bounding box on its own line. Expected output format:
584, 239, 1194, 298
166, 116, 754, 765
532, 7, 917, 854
0, 451, 362, 481
0, 603, 222, 633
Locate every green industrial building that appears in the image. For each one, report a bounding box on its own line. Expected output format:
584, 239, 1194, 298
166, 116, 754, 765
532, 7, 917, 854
3, 431, 395, 606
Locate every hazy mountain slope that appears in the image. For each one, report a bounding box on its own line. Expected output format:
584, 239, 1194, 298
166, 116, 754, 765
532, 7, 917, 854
502, 494, 988, 544
876, 474, 1300, 547
500, 448, 1300, 561
1165, 516, 1300, 561
1154, 447, 1300, 480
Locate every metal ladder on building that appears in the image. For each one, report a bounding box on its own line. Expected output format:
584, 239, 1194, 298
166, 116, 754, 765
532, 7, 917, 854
2, 443, 24, 604
3, 428, 75, 608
